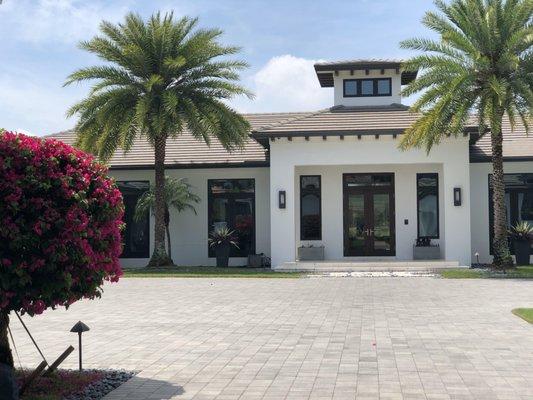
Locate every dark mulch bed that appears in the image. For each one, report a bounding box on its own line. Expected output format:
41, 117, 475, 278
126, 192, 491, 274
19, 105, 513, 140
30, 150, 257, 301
15, 369, 135, 400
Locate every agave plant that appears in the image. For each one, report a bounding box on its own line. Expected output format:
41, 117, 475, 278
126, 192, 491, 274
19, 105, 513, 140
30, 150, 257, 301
208, 227, 239, 249
509, 221, 533, 242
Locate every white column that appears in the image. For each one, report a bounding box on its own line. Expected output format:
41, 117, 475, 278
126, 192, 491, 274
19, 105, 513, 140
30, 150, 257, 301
269, 147, 296, 267
442, 161, 472, 265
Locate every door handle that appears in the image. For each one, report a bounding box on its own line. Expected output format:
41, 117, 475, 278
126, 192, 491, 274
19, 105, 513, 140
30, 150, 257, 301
366, 228, 374, 236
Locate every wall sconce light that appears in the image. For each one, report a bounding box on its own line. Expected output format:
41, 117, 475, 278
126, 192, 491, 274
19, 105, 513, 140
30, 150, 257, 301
454, 187, 462, 206
278, 190, 286, 209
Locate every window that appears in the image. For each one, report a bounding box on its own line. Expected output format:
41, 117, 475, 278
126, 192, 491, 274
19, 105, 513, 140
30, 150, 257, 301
489, 173, 533, 254
300, 176, 321, 240
417, 174, 439, 238
344, 80, 357, 96
343, 78, 392, 97
208, 179, 255, 257
117, 181, 150, 258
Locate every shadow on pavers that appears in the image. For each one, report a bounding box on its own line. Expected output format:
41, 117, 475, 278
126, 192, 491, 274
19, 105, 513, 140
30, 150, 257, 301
105, 375, 184, 400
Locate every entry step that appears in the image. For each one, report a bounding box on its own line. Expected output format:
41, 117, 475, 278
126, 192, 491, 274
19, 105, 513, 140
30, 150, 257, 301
274, 260, 463, 272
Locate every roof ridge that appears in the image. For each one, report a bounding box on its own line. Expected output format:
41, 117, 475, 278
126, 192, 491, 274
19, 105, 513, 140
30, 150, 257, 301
252, 108, 331, 133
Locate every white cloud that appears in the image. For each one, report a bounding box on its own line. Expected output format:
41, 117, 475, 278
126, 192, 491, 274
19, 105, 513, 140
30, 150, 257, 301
0, 0, 130, 44
234, 55, 333, 113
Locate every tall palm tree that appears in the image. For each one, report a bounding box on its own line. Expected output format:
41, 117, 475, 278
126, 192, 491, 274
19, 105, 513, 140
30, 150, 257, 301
134, 177, 200, 263
400, 0, 532, 269
65, 12, 252, 266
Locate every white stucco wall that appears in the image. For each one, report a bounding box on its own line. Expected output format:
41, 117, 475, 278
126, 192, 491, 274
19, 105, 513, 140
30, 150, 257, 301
110, 167, 270, 268
470, 161, 533, 264
295, 164, 444, 261
269, 135, 472, 267
332, 69, 402, 107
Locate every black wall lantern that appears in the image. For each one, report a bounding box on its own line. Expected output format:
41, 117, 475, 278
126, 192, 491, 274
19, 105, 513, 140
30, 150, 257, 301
278, 190, 286, 209
453, 187, 462, 206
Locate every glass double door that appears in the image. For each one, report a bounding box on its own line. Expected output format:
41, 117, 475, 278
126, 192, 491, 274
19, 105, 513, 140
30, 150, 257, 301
343, 174, 396, 256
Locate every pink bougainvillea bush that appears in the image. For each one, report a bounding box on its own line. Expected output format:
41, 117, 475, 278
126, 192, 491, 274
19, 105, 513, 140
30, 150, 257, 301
0, 131, 124, 317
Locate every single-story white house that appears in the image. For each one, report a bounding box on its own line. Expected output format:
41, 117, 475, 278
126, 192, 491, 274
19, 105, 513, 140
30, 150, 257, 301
49, 59, 533, 268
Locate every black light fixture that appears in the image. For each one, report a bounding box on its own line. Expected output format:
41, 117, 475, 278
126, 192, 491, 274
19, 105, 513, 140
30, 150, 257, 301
278, 190, 286, 209
454, 187, 462, 206
70, 321, 90, 371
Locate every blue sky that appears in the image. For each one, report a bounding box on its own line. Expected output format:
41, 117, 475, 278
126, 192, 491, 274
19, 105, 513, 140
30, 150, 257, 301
0, 0, 436, 136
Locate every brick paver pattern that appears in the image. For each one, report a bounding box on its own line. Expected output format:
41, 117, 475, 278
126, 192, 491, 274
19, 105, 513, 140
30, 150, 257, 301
10, 277, 533, 400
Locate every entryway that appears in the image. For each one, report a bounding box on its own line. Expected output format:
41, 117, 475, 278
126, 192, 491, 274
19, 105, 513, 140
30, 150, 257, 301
343, 173, 396, 256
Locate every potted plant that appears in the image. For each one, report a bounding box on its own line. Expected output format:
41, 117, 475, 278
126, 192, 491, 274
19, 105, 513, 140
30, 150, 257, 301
509, 221, 533, 266
209, 227, 239, 267
413, 237, 440, 260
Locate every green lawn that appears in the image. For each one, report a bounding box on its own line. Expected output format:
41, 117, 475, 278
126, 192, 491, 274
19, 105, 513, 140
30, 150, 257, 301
512, 308, 533, 324
440, 266, 533, 279
122, 266, 304, 278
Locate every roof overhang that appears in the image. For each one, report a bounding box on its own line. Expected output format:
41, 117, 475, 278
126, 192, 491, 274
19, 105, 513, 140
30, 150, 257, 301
314, 60, 418, 87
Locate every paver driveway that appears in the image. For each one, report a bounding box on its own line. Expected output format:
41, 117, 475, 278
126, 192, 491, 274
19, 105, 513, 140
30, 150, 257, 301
10, 277, 533, 400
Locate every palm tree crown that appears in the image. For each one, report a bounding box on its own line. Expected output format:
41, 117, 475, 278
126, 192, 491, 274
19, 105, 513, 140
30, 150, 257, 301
400, 0, 532, 268
65, 12, 252, 159
65, 12, 252, 266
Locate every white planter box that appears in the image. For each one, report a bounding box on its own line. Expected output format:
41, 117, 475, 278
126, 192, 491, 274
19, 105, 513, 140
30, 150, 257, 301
298, 246, 325, 261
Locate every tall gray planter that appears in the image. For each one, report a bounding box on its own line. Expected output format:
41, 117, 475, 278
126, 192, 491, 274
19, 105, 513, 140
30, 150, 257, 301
413, 245, 440, 260
298, 246, 325, 261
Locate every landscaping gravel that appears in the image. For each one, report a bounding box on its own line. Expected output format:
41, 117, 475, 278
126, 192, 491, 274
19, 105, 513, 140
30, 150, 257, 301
64, 370, 136, 400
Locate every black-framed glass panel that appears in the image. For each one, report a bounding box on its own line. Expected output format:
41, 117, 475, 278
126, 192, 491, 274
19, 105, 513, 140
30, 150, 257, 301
345, 174, 393, 188
300, 175, 322, 240
117, 181, 150, 258
344, 80, 357, 96
343, 78, 392, 97
208, 179, 255, 257
489, 173, 533, 254
417, 174, 439, 238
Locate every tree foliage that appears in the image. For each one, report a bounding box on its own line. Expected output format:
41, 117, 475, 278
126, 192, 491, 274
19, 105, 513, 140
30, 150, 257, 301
400, 0, 532, 268
65, 12, 252, 266
0, 132, 123, 317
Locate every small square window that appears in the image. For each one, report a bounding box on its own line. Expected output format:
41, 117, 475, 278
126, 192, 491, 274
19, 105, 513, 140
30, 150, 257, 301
344, 80, 357, 96
361, 80, 374, 95
377, 79, 391, 95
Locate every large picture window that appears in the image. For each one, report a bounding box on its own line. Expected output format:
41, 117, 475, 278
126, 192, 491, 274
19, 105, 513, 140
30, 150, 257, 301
117, 181, 150, 258
489, 173, 533, 254
208, 179, 255, 257
417, 173, 439, 238
300, 176, 322, 240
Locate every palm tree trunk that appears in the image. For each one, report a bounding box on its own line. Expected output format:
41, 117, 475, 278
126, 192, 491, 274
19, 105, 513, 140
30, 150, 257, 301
164, 206, 173, 263
491, 113, 514, 270
148, 136, 172, 267
0, 312, 13, 367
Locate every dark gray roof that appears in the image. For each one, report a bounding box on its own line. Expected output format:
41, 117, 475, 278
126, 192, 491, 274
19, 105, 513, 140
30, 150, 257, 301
314, 59, 418, 87
48, 109, 532, 168
252, 105, 437, 138
47, 112, 308, 169
470, 116, 533, 162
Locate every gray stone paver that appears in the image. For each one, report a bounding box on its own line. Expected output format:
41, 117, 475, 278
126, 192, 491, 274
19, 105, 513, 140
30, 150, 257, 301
8, 277, 533, 400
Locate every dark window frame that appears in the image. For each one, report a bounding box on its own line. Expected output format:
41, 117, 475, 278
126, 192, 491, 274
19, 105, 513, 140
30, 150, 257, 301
488, 174, 533, 255
300, 175, 322, 241
117, 181, 150, 259
416, 173, 440, 239
207, 178, 256, 258
343, 78, 392, 98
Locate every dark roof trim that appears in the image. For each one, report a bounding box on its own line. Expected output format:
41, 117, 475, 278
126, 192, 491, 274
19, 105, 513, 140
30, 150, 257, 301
314, 61, 403, 72
252, 129, 405, 139
314, 62, 418, 87
109, 161, 270, 171
469, 156, 533, 163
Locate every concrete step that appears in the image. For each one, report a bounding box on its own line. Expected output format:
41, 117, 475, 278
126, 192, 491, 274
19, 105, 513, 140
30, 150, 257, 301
274, 260, 464, 272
